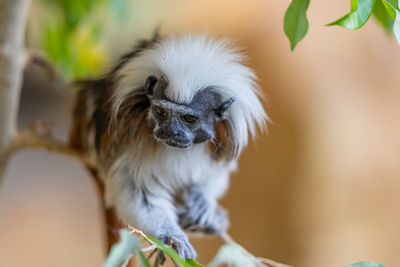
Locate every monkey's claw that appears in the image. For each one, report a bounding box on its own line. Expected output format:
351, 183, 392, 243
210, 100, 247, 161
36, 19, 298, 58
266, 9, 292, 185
158, 234, 197, 260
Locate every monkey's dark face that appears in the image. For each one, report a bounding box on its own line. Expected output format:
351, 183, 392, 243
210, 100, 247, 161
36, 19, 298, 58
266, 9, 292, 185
145, 76, 234, 149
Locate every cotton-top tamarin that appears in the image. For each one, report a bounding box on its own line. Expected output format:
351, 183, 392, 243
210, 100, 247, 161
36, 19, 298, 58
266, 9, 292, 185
70, 34, 267, 260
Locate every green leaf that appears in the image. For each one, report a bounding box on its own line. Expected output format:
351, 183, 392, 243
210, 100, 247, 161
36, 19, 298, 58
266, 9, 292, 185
148, 236, 194, 267
103, 229, 141, 267
207, 244, 257, 267
327, 0, 376, 29
380, 0, 400, 45
373, 0, 394, 33
109, 0, 131, 22
137, 251, 152, 267
345, 261, 387, 267
186, 259, 205, 267
381, 0, 399, 20
284, 0, 310, 50
383, 0, 399, 9
393, 8, 400, 45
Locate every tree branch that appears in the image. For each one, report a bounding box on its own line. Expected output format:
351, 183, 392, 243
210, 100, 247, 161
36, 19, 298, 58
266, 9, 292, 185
0, 0, 31, 186
13, 124, 95, 168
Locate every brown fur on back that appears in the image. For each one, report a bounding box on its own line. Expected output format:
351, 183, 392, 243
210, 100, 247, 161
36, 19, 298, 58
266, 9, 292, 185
69, 77, 161, 171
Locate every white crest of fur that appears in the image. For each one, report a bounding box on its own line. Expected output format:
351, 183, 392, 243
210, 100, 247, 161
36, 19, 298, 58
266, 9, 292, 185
113, 34, 267, 154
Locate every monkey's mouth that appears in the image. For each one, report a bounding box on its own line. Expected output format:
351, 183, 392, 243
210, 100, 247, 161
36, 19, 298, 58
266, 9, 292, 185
164, 140, 192, 149
153, 133, 193, 148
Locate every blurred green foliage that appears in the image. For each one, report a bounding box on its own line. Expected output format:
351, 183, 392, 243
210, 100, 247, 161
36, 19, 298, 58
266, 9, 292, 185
105, 229, 387, 267
345, 262, 387, 267
39, 0, 130, 79
284, 0, 400, 50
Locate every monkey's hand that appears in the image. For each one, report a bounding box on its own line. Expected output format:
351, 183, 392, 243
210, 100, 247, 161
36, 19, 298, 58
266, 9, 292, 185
107, 178, 197, 261
179, 189, 229, 235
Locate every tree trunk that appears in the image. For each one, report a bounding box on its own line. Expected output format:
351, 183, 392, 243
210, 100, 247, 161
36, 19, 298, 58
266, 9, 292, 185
0, 0, 30, 186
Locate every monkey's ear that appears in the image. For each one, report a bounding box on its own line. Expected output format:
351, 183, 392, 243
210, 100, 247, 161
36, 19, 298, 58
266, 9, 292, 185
215, 98, 235, 117
145, 76, 158, 95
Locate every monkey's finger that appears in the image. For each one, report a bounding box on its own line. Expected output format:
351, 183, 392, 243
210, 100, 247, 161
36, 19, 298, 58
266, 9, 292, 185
153, 254, 160, 267
147, 247, 158, 261
157, 250, 166, 265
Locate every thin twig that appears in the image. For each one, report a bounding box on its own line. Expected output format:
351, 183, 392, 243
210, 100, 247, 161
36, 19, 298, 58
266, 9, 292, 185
258, 258, 294, 267
24, 50, 59, 81
128, 225, 156, 247
128, 224, 162, 264
142, 244, 158, 252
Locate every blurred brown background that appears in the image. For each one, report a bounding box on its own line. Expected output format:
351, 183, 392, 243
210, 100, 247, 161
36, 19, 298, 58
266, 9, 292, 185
1, 0, 400, 266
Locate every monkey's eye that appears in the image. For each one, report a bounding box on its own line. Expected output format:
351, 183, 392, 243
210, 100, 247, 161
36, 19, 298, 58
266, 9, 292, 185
182, 115, 198, 124
155, 106, 167, 117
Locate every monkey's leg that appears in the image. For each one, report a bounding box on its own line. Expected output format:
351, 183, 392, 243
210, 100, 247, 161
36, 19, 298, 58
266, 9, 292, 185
179, 187, 230, 235
106, 178, 197, 260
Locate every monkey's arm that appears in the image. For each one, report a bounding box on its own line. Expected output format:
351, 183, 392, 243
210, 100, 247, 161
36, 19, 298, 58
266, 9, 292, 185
105, 176, 197, 260
179, 173, 230, 235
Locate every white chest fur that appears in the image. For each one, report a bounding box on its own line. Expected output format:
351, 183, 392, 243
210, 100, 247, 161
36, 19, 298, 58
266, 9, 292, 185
105, 143, 237, 208
151, 144, 235, 192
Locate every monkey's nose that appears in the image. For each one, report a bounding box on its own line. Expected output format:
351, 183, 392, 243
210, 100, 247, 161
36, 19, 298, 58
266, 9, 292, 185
173, 132, 183, 138
172, 130, 190, 143
173, 132, 185, 141
170, 127, 183, 138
